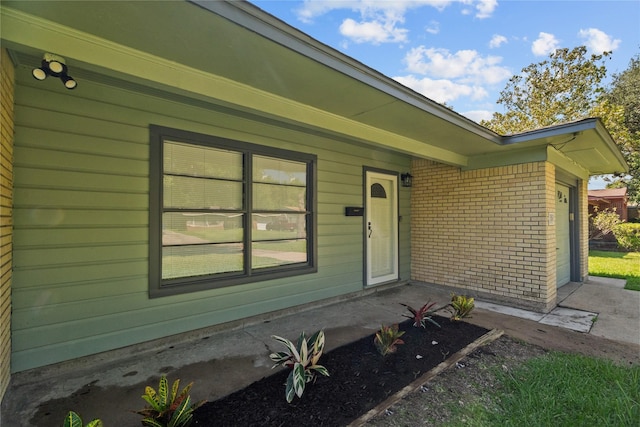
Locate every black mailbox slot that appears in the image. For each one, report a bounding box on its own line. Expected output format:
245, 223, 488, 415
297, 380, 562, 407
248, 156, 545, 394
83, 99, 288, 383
345, 207, 364, 216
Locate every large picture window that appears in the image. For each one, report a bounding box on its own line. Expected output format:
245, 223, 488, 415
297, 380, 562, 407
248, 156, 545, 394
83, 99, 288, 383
149, 126, 316, 297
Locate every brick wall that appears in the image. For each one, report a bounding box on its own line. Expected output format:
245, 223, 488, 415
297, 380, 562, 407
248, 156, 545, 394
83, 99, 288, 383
411, 159, 557, 312
0, 48, 15, 402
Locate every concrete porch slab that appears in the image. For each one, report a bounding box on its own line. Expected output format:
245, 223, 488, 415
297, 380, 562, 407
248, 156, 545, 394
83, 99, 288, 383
474, 301, 546, 321
539, 307, 598, 332
475, 300, 597, 333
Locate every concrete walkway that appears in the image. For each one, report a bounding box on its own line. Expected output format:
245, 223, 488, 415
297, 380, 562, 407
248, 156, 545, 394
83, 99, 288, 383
473, 276, 640, 344
1, 277, 639, 426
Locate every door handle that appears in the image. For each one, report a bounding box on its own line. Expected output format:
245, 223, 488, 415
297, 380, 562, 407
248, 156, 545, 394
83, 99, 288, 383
368, 222, 372, 238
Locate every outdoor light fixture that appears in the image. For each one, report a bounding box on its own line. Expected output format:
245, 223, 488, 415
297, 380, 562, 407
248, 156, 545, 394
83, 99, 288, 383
32, 53, 77, 89
401, 172, 413, 187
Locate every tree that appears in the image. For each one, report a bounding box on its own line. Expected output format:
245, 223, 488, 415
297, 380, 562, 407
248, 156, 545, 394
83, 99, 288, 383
480, 46, 610, 134
602, 54, 640, 203
481, 47, 639, 202
608, 54, 640, 135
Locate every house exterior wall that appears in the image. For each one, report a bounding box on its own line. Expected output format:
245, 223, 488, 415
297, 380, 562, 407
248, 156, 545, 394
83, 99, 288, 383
411, 159, 557, 312
588, 197, 628, 221
10, 73, 411, 372
0, 48, 15, 402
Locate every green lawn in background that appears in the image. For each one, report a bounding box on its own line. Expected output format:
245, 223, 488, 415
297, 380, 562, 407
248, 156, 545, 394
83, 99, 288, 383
589, 250, 640, 291
447, 352, 640, 427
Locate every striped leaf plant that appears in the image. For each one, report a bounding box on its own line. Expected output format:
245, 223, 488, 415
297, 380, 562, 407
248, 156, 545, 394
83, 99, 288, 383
269, 330, 330, 403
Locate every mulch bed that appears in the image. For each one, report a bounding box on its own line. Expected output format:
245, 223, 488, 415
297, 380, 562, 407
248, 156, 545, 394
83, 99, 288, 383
192, 316, 489, 426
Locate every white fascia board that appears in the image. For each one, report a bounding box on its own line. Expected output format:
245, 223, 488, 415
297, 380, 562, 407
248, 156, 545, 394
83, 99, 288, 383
501, 119, 599, 145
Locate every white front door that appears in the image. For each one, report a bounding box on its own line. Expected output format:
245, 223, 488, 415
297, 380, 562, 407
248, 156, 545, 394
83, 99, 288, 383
365, 171, 399, 286
555, 183, 571, 287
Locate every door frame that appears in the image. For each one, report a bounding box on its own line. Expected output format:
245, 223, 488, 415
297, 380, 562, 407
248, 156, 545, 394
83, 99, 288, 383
363, 167, 400, 287
555, 182, 572, 287
555, 177, 580, 287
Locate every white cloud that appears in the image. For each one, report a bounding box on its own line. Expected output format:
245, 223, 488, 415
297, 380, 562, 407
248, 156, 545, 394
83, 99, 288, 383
532, 32, 560, 56
295, 0, 497, 37
296, 0, 356, 24
403, 47, 511, 85
297, 0, 449, 23
459, 0, 498, 19
578, 28, 621, 53
462, 109, 494, 123
340, 17, 409, 44
474, 0, 498, 19
489, 34, 507, 48
394, 75, 488, 104
425, 20, 440, 35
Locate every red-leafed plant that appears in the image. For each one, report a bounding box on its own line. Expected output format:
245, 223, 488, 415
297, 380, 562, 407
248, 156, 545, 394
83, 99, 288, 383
400, 301, 442, 328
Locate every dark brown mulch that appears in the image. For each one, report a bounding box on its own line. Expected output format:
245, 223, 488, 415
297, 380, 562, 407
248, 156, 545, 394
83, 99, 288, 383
192, 316, 488, 426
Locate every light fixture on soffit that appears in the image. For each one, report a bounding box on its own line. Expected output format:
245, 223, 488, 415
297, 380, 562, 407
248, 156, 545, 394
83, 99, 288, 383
32, 53, 77, 89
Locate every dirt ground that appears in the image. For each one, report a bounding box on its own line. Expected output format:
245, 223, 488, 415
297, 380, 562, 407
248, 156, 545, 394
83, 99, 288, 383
364, 335, 546, 426
364, 311, 640, 427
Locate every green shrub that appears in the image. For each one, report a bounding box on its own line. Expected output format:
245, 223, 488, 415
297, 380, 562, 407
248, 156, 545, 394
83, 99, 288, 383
135, 375, 205, 427
374, 324, 405, 356
613, 223, 640, 251
63, 411, 102, 427
448, 294, 475, 321
590, 207, 622, 239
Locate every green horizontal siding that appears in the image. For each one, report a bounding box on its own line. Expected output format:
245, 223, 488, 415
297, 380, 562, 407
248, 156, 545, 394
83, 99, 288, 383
11, 71, 411, 372
12, 277, 144, 307
13, 208, 147, 228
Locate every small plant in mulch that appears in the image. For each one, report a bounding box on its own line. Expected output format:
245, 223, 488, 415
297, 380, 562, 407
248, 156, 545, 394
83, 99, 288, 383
269, 330, 330, 403
135, 375, 205, 427
400, 301, 443, 328
63, 411, 102, 427
374, 324, 406, 356
448, 293, 475, 321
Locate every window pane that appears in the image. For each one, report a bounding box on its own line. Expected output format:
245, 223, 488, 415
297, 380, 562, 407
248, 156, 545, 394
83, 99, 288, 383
252, 239, 307, 269
252, 213, 306, 240
164, 176, 242, 209
154, 127, 315, 293
163, 213, 243, 244
253, 183, 306, 211
164, 141, 242, 179
254, 156, 306, 185
162, 244, 243, 279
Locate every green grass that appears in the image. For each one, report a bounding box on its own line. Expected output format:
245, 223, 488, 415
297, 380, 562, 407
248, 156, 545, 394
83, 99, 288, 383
589, 250, 640, 291
447, 352, 640, 427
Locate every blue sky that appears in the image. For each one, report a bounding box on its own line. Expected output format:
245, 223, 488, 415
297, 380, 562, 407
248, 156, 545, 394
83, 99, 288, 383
250, 0, 639, 188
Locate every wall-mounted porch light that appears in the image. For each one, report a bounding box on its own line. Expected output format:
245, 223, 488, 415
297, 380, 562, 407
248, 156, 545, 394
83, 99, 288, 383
32, 53, 77, 89
400, 172, 413, 187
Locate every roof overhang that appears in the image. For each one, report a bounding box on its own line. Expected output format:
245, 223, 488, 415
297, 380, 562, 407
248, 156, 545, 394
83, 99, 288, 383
501, 119, 629, 175
0, 0, 628, 176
